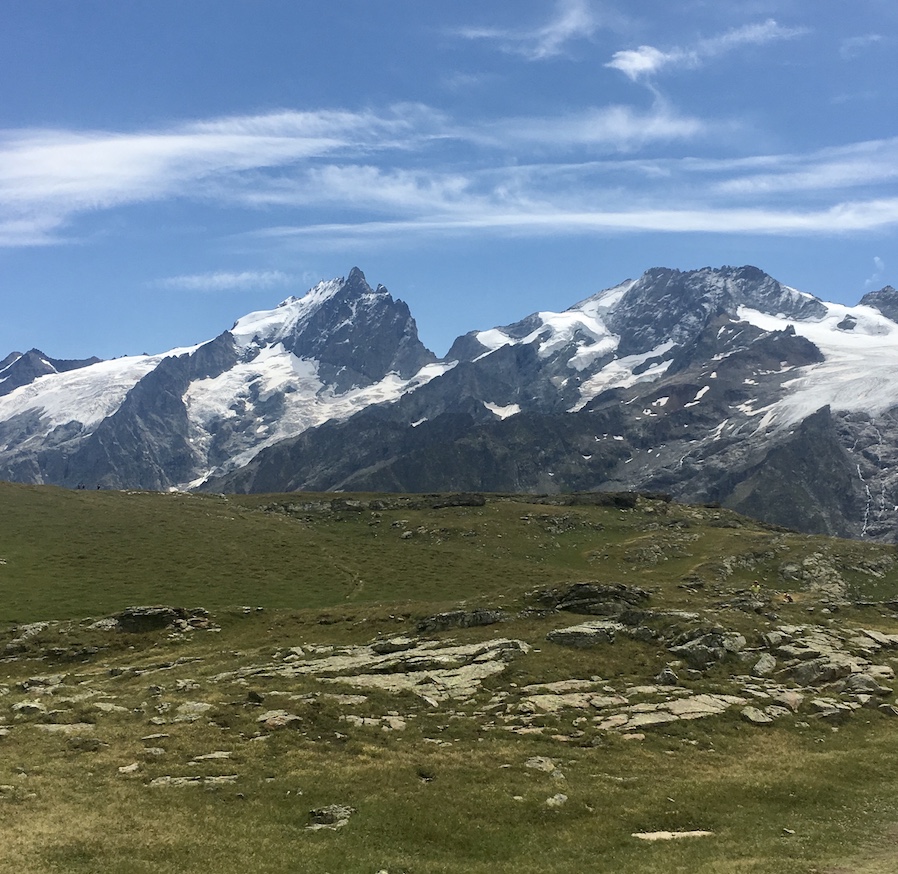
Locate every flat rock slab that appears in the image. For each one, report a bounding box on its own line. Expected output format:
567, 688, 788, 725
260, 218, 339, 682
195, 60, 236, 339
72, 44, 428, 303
34, 723, 95, 734
546, 621, 624, 647
632, 831, 714, 841
150, 775, 238, 787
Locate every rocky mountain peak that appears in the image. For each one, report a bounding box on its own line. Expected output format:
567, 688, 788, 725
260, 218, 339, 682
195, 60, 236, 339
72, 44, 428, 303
603, 265, 826, 356
860, 285, 898, 323
227, 268, 434, 390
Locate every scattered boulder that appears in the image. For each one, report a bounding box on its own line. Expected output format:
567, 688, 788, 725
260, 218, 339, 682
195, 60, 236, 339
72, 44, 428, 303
752, 653, 777, 677
537, 583, 650, 617
257, 710, 302, 730
790, 657, 854, 687
546, 620, 623, 648
173, 701, 213, 722
545, 793, 568, 809
114, 607, 189, 633
524, 756, 557, 773
669, 630, 746, 670
842, 673, 893, 696
654, 667, 680, 685
417, 610, 506, 633
307, 804, 355, 830
741, 706, 774, 725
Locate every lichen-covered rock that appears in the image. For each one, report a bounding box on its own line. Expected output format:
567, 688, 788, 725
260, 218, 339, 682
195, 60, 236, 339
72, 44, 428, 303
307, 804, 355, 830
417, 610, 506, 633
536, 583, 650, 617
546, 621, 623, 648
114, 606, 189, 633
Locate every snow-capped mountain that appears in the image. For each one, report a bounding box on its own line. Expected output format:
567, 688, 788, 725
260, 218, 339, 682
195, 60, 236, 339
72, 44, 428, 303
0, 268, 440, 490
3, 265, 898, 542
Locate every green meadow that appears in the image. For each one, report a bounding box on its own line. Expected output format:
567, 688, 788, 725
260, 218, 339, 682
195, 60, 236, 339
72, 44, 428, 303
1, 482, 898, 873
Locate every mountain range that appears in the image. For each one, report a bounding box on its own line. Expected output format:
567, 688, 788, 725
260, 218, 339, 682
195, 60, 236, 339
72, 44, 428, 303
3, 265, 898, 543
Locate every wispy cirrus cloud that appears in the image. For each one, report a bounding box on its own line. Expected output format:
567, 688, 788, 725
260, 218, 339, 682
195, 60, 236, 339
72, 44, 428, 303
0, 101, 705, 247
2, 100, 897, 255
151, 270, 293, 292
606, 18, 808, 81
250, 198, 898, 243
454, 0, 610, 60
840, 33, 884, 60
0, 105, 442, 246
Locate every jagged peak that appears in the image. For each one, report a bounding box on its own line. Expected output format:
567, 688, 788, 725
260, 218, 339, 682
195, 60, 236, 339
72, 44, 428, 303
231, 270, 378, 347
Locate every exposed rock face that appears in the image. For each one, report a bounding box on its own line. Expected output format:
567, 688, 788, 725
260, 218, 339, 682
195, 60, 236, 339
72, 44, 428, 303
0, 349, 101, 398
275, 267, 434, 391
603, 265, 826, 357
536, 583, 651, 617
417, 610, 507, 633
6, 264, 898, 543
860, 285, 898, 322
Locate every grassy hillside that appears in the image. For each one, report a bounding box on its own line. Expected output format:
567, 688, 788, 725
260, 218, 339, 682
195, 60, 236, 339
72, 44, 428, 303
2, 482, 898, 873
2, 482, 896, 622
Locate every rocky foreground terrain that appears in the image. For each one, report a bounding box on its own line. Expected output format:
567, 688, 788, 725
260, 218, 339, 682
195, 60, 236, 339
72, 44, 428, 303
4, 485, 898, 872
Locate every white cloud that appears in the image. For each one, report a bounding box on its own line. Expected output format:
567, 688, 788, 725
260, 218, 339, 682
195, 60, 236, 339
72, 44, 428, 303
840, 33, 884, 60
865, 256, 886, 288
487, 104, 706, 150
455, 0, 607, 60
712, 138, 898, 195
250, 198, 898, 242
152, 270, 292, 292
606, 18, 808, 81
1, 99, 895, 255
0, 105, 443, 246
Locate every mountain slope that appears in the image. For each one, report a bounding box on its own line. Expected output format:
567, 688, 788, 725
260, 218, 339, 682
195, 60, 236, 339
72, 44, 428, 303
0, 269, 440, 489
205, 267, 898, 542
3, 263, 898, 542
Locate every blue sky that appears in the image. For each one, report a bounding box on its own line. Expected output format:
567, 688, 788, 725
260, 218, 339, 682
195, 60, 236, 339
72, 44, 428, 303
2, 0, 896, 359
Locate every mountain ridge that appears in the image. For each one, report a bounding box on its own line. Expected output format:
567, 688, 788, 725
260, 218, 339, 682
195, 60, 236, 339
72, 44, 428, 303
2, 264, 898, 542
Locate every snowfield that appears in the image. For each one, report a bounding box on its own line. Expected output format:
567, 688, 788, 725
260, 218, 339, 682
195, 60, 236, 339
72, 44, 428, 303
738, 303, 898, 428
0, 348, 197, 435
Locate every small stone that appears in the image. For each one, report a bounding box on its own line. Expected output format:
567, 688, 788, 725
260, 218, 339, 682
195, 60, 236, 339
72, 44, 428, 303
545, 793, 568, 808
118, 762, 140, 774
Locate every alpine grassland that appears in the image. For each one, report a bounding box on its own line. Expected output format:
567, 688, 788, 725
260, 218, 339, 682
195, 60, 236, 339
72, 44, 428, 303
2, 481, 898, 873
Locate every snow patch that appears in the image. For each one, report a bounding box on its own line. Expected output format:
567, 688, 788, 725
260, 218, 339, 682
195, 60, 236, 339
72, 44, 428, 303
572, 341, 675, 411
483, 402, 521, 419
230, 279, 347, 347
